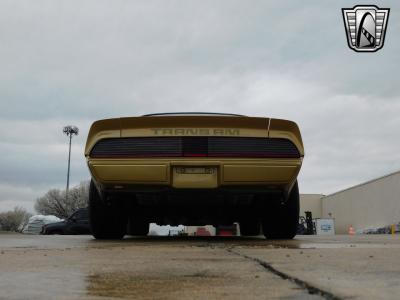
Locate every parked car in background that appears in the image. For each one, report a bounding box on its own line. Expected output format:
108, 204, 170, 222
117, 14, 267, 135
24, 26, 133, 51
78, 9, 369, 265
23, 215, 62, 235
41, 208, 91, 235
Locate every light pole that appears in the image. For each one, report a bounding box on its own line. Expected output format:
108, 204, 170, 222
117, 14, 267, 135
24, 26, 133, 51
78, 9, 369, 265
63, 125, 79, 202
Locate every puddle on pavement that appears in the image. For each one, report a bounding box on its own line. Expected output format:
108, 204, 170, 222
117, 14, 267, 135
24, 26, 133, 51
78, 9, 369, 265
271, 242, 400, 249
86, 271, 225, 299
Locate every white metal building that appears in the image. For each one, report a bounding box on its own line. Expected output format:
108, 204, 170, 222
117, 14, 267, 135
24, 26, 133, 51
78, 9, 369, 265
300, 194, 324, 219
322, 170, 400, 234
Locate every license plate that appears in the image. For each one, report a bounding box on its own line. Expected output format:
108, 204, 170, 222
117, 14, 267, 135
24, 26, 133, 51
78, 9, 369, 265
175, 167, 215, 174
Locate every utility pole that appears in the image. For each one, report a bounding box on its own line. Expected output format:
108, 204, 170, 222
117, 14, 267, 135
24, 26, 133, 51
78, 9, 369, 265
63, 125, 79, 202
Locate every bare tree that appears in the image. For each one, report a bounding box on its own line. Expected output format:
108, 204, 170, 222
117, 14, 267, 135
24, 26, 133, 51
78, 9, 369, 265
35, 181, 89, 219
0, 206, 32, 232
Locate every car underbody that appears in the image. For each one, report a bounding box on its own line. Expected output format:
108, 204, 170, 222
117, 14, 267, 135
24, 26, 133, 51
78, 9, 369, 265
94, 184, 287, 226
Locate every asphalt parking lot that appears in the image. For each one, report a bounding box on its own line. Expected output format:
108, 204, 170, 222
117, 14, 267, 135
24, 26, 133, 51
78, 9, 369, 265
0, 234, 399, 300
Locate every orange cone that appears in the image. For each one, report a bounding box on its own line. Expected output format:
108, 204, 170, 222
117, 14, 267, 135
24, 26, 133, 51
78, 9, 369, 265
348, 225, 355, 235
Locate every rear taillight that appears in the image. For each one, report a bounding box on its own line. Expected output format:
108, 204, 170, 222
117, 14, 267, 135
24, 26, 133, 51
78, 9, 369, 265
90, 137, 300, 158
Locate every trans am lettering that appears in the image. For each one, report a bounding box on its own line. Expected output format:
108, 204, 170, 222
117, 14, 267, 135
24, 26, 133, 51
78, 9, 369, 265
151, 128, 240, 136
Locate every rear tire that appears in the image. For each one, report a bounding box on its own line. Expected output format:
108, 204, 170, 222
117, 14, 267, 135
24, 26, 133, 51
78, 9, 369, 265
261, 181, 299, 239
239, 221, 260, 236
89, 180, 127, 239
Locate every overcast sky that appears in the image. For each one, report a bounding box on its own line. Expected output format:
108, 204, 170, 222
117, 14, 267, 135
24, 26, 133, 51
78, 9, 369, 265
1, 1, 399, 212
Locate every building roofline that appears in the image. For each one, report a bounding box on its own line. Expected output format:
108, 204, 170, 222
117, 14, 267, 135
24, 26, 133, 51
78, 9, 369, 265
324, 169, 400, 198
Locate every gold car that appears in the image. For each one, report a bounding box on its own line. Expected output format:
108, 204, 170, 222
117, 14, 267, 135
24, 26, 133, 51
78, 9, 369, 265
85, 113, 304, 239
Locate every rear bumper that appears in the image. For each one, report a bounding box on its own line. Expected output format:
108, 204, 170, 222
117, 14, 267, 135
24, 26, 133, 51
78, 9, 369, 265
87, 158, 302, 191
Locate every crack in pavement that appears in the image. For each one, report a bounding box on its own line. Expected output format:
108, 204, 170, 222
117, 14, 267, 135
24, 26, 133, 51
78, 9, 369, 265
226, 248, 344, 300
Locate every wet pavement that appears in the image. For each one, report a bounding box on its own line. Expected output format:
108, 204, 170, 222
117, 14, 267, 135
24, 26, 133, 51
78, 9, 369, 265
0, 234, 400, 299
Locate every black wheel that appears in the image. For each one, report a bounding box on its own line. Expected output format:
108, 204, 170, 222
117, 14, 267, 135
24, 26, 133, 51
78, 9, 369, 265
127, 217, 149, 236
261, 181, 300, 239
239, 221, 260, 236
89, 180, 127, 239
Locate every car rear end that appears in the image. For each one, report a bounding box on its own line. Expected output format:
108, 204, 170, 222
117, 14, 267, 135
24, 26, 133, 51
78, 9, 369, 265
85, 113, 304, 239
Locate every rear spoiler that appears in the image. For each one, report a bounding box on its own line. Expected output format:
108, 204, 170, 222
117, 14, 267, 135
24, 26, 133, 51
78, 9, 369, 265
85, 116, 304, 157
